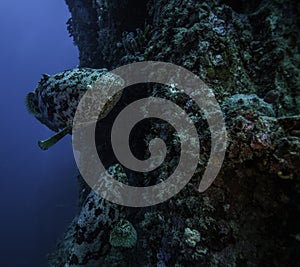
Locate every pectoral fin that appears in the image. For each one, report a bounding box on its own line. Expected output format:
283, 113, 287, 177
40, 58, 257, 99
38, 126, 72, 150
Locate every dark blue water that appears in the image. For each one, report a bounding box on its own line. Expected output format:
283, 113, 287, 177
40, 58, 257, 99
0, 1, 79, 266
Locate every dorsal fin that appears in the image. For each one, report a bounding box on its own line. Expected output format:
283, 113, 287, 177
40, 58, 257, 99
42, 73, 50, 79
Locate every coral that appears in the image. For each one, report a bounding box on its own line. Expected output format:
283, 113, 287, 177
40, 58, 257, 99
65, 0, 102, 67
47, 0, 300, 266
184, 228, 201, 247
109, 219, 137, 248
222, 93, 275, 117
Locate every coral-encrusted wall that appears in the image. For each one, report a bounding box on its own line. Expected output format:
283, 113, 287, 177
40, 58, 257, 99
49, 1, 300, 266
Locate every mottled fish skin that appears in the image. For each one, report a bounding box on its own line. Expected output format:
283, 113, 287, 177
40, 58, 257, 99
26, 68, 122, 132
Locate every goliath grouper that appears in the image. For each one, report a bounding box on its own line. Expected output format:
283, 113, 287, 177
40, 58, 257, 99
25, 68, 123, 150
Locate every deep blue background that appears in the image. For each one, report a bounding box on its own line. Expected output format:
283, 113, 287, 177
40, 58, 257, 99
0, 1, 79, 266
